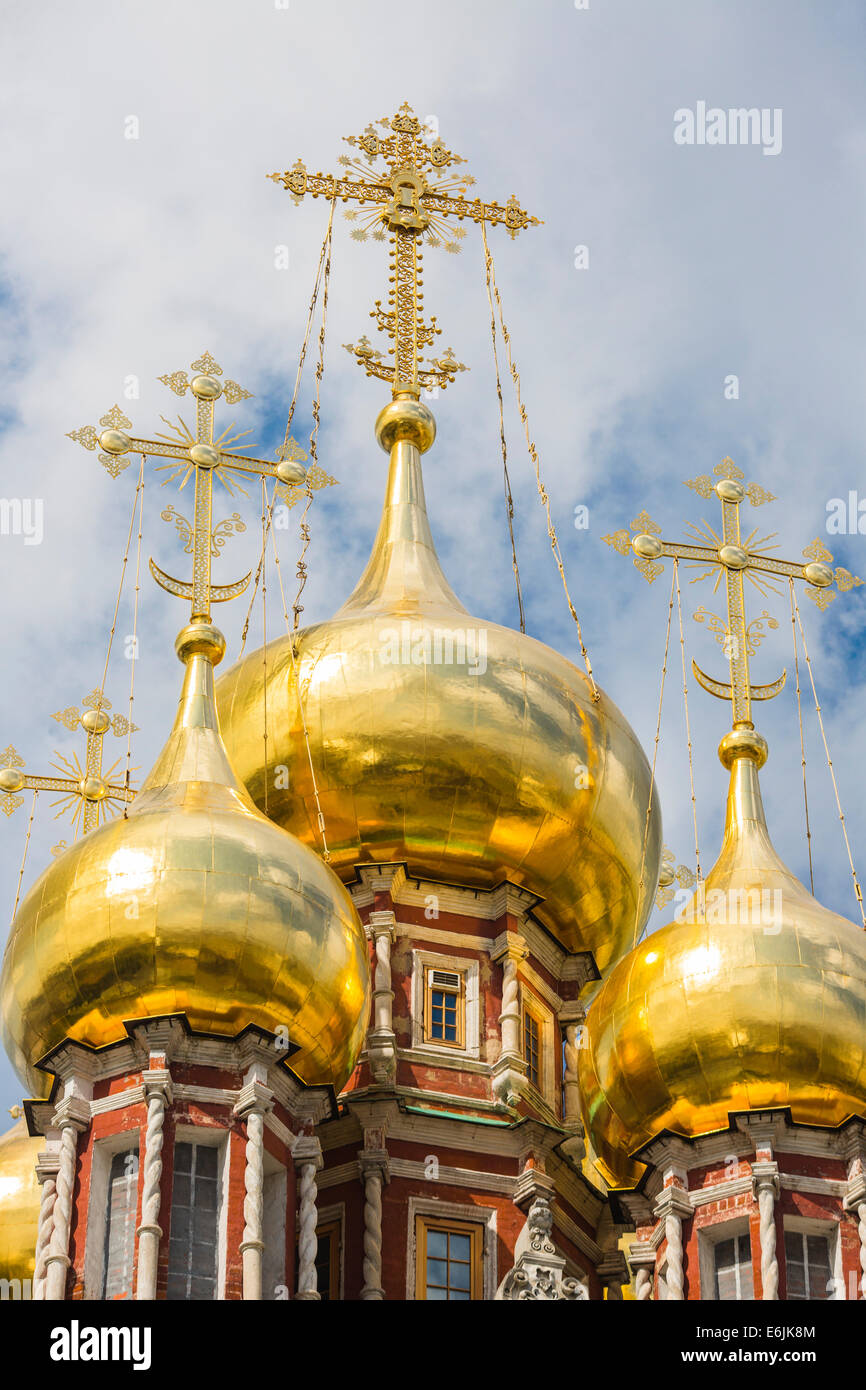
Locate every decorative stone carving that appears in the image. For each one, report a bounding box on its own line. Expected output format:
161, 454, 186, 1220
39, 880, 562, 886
495, 1196, 588, 1301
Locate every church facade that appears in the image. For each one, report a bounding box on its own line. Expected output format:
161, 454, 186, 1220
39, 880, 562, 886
1, 104, 865, 1304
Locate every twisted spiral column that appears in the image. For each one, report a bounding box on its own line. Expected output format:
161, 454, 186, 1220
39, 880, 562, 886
136, 1075, 170, 1300
635, 1267, 652, 1301
291, 1132, 323, 1300
753, 1165, 780, 1300
361, 1167, 384, 1300
44, 1121, 81, 1301
296, 1163, 320, 1299
858, 1202, 866, 1300
664, 1212, 684, 1300
241, 1110, 265, 1301
33, 1166, 58, 1301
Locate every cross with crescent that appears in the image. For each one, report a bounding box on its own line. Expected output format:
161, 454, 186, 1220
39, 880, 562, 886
603, 457, 863, 726
66, 352, 329, 623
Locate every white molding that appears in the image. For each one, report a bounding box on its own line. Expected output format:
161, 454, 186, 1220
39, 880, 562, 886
388, 1156, 515, 1196
318, 1161, 361, 1191
550, 1200, 603, 1267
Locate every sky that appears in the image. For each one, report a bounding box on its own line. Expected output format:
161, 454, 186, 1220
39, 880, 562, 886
1, 0, 866, 1114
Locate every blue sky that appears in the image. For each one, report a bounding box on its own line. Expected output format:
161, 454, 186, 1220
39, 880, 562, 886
1, 0, 866, 1114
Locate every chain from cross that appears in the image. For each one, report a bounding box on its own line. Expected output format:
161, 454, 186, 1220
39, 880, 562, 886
67, 352, 337, 622
0, 690, 137, 834
269, 102, 541, 397
603, 457, 864, 726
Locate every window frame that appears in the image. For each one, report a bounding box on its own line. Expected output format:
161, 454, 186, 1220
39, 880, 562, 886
783, 1224, 836, 1301
423, 964, 466, 1049
410, 949, 481, 1062
414, 1213, 484, 1301
315, 1217, 342, 1301
83, 1133, 141, 1300
697, 1217, 754, 1301
523, 1006, 542, 1089
166, 1129, 228, 1302
519, 987, 554, 1103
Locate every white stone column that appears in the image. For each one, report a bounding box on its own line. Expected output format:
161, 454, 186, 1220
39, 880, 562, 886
365, 911, 397, 1085
653, 1187, 691, 1301
33, 1145, 60, 1301
628, 1241, 655, 1301
234, 1078, 274, 1302
293, 1133, 323, 1300
44, 1101, 89, 1301
135, 1069, 172, 1301
359, 1130, 389, 1301
559, 1003, 587, 1163
752, 1161, 780, 1300
491, 931, 528, 1108
842, 1127, 866, 1300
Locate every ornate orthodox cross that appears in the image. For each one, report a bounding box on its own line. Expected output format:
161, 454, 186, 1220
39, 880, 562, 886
603, 457, 863, 726
269, 102, 541, 397
67, 352, 329, 623
0, 690, 137, 834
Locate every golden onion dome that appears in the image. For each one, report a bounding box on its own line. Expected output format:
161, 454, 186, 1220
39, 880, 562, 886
0, 1117, 41, 1287
217, 399, 661, 970
0, 622, 370, 1099
580, 728, 866, 1188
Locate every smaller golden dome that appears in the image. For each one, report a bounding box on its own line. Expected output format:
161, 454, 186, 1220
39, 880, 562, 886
0, 622, 371, 1097
580, 734, 866, 1188
0, 1118, 41, 1287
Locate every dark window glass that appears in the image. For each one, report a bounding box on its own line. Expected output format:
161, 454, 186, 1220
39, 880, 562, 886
524, 1012, 541, 1088
785, 1230, 831, 1300
424, 1226, 475, 1300
102, 1150, 138, 1300
714, 1232, 754, 1300
167, 1142, 219, 1301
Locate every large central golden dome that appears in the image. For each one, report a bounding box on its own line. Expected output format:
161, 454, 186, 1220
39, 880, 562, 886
217, 401, 661, 970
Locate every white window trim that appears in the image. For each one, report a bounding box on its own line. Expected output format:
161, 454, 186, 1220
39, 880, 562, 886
172, 1124, 230, 1301
84, 1131, 140, 1300
698, 1217, 753, 1301
783, 1214, 845, 1301
261, 1151, 287, 1302
411, 949, 480, 1062
405, 1195, 497, 1301
519, 984, 556, 1107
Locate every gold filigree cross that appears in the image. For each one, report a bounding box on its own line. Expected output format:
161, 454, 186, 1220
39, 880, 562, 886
0, 691, 137, 834
603, 458, 863, 725
269, 103, 541, 397
68, 354, 336, 622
